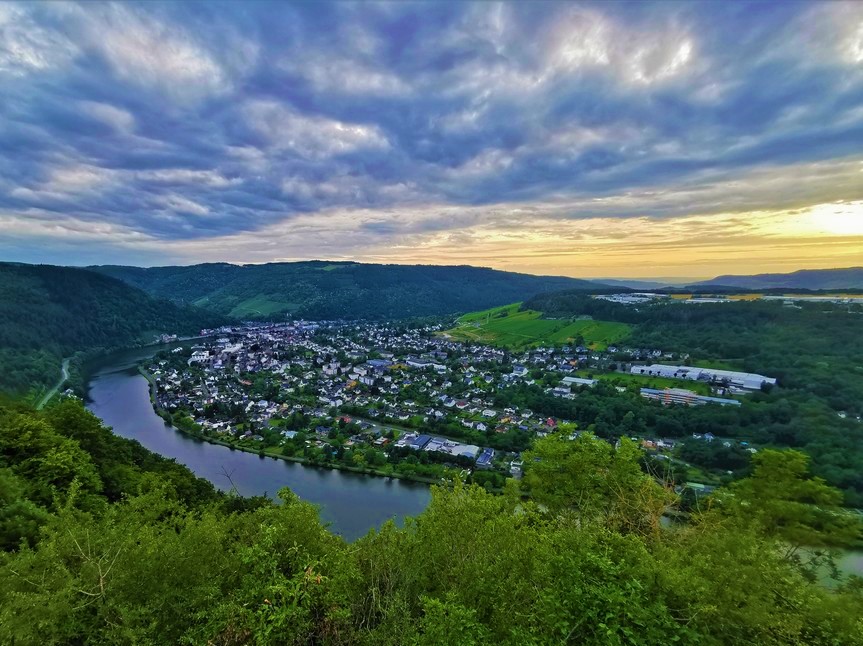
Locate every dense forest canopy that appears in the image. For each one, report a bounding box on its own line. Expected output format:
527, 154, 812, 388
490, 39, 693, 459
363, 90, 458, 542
89, 261, 606, 320
0, 263, 229, 394
522, 293, 863, 412
1, 399, 861, 644
1, 263, 863, 642
517, 292, 863, 505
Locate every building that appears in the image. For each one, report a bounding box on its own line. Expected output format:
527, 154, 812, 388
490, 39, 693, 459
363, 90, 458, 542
188, 350, 209, 365
411, 434, 432, 450
594, 293, 667, 305
406, 357, 431, 369
640, 387, 742, 407
561, 376, 597, 387
476, 448, 495, 468
366, 358, 392, 371
631, 364, 775, 391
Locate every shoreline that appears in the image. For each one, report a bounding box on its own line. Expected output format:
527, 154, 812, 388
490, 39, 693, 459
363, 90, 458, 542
136, 365, 446, 489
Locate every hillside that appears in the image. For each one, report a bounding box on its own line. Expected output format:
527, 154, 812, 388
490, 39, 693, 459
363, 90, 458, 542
2, 400, 862, 644
445, 303, 631, 350
89, 261, 607, 320
0, 263, 229, 395
695, 267, 863, 290
592, 278, 677, 290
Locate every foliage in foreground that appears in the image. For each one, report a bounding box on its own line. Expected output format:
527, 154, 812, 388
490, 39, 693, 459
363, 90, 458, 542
1, 401, 862, 645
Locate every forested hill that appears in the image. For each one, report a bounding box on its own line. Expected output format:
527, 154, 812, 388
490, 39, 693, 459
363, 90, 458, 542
0, 263, 229, 394
2, 400, 862, 643
695, 267, 863, 290
521, 290, 863, 504
89, 261, 606, 320
522, 289, 863, 417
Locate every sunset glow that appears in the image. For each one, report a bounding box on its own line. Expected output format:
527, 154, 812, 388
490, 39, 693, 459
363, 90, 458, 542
1, 2, 862, 278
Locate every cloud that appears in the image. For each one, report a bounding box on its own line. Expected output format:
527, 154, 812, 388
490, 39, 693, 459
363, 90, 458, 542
0, 4, 78, 75
69, 4, 241, 102
0, 1, 861, 276
242, 100, 390, 159
78, 101, 136, 134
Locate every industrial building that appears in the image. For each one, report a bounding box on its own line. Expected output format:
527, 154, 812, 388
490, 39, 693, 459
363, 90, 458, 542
640, 388, 742, 407
630, 364, 776, 391
562, 376, 598, 387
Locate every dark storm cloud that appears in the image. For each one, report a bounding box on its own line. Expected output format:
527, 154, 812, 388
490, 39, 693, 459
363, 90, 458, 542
0, 1, 862, 264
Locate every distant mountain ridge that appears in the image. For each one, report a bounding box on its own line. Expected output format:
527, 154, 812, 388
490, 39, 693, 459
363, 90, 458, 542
592, 278, 678, 290
694, 267, 863, 290
89, 261, 609, 320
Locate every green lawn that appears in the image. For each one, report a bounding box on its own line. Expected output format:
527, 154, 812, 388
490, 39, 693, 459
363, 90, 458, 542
446, 303, 631, 350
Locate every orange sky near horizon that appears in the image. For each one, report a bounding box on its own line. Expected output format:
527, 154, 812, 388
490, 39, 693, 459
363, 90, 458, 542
2, 199, 861, 279
194, 200, 863, 279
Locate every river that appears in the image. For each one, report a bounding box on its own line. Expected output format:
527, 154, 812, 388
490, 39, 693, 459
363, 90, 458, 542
81, 343, 863, 573
85, 344, 431, 541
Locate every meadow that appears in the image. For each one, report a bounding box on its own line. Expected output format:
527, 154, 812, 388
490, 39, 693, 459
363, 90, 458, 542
447, 303, 631, 350
226, 295, 301, 318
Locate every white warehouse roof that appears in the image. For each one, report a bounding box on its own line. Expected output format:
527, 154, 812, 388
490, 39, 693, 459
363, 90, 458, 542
631, 364, 775, 390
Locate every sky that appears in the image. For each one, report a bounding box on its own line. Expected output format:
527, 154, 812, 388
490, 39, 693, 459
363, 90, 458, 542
1, 1, 862, 279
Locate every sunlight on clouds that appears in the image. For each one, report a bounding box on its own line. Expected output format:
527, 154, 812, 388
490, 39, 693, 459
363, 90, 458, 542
352, 204, 863, 278
850, 23, 863, 64
0, 211, 152, 243
790, 202, 863, 236
2, 3, 862, 273
117, 201, 861, 279
2, 196, 860, 279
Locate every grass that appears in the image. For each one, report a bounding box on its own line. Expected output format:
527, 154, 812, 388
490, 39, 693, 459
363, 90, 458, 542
228, 295, 300, 318
692, 358, 742, 371
572, 370, 713, 395
446, 303, 631, 350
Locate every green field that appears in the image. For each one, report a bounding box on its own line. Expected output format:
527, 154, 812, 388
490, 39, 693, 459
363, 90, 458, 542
445, 303, 631, 350
227, 295, 300, 318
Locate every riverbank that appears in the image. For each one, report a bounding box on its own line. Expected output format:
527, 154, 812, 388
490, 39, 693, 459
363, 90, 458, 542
35, 357, 71, 410
137, 365, 447, 489
80, 335, 215, 399
86, 346, 432, 540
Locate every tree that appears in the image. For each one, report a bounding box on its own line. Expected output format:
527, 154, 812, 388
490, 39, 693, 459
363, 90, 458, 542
717, 449, 862, 556
524, 433, 671, 537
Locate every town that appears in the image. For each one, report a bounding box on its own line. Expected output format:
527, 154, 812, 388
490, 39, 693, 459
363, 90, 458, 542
143, 320, 775, 488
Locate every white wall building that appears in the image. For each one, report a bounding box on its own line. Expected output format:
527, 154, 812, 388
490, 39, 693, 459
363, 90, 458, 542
631, 364, 776, 390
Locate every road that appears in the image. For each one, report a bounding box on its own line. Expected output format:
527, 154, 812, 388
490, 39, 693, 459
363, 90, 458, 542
36, 358, 70, 410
